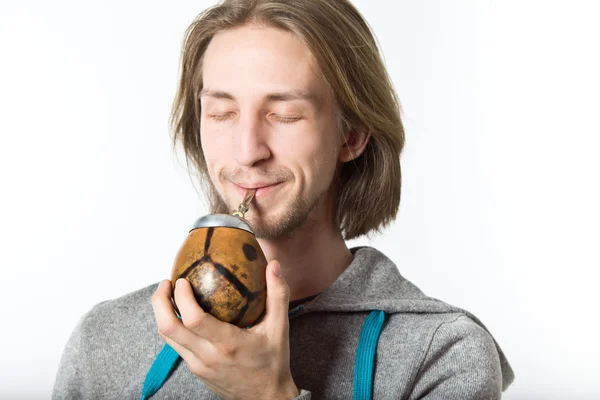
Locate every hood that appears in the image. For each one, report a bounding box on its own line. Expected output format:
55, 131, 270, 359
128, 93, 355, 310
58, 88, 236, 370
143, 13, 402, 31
303, 246, 515, 391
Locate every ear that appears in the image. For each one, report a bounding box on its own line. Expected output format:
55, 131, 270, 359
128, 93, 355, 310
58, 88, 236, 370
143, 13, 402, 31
339, 129, 371, 163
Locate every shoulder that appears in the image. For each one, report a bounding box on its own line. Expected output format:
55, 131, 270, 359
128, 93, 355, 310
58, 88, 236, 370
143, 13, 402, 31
427, 314, 500, 362
67, 282, 164, 364
409, 314, 504, 399
53, 283, 163, 398
382, 310, 499, 360
77, 282, 159, 340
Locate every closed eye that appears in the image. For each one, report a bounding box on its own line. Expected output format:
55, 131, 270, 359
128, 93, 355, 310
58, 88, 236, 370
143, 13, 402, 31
272, 115, 302, 124
209, 113, 234, 122
208, 113, 302, 124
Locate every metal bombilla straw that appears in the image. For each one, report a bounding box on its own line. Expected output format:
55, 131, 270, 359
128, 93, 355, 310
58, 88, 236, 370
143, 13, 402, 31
232, 188, 257, 219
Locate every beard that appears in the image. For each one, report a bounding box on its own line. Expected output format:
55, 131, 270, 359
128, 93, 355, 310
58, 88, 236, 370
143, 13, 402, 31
208, 167, 325, 239
249, 191, 322, 239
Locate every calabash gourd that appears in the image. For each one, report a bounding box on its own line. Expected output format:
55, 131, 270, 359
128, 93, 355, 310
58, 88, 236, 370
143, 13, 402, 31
170, 192, 267, 328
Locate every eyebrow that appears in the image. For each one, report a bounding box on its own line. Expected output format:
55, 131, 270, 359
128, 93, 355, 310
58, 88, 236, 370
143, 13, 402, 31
199, 88, 320, 106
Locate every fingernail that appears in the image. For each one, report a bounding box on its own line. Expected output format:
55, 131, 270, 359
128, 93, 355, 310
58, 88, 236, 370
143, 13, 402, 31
272, 261, 283, 278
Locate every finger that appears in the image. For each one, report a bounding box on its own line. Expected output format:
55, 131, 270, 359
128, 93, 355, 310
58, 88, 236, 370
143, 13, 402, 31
174, 278, 237, 343
262, 260, 290, 338
152, 280, 206, 351
159, 329, 196, 362
159, 331, 219, 380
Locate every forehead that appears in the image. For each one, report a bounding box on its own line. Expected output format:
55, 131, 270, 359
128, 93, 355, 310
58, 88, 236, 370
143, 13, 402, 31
201, 24, 329, 103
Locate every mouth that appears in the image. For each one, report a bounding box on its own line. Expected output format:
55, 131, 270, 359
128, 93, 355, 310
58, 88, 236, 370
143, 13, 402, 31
232, 182, 283, 199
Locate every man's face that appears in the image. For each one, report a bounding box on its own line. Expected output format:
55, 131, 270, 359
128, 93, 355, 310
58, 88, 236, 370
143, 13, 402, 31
200, 24, 341, 239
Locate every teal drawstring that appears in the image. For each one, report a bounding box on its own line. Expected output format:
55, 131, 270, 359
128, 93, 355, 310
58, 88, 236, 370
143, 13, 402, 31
353, 310, 386, 400
141, 306, 304, 399
141, 314, 183, 400
140, 343, 181, 400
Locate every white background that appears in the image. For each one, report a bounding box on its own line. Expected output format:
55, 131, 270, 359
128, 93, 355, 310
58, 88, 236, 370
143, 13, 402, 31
1, 1, 599, 399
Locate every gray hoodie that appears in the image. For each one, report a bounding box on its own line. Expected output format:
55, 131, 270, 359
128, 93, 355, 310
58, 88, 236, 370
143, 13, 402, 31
52, 246, 514, 399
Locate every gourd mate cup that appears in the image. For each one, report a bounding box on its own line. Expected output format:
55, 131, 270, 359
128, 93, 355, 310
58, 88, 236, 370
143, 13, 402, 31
169, 190, 267, 328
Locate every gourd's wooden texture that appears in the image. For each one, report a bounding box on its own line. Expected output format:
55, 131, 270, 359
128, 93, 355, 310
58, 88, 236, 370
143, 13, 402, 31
170, 226, 267, 328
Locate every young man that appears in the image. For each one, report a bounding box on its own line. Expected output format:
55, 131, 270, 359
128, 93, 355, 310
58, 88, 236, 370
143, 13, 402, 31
53, 0, 515, 399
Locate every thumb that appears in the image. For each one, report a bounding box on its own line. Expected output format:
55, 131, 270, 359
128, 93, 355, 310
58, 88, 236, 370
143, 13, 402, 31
264, 260, 290, 335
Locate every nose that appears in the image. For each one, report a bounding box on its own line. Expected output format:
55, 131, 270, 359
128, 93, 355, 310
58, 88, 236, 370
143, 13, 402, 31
232, 112, 271, 167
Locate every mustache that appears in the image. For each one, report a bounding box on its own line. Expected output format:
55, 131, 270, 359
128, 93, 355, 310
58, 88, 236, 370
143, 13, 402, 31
220, 167, 294, 183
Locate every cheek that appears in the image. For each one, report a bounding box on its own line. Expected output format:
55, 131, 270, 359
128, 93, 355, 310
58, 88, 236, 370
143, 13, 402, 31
309, 133, 341, 189
275, 130, 338, 191
201, 123, 230, 168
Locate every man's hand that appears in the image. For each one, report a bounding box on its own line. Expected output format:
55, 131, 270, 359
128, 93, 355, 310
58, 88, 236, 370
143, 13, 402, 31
151, 260, 300, 400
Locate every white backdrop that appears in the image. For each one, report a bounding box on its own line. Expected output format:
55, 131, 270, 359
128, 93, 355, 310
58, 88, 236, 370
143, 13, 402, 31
1, 1, 599, 399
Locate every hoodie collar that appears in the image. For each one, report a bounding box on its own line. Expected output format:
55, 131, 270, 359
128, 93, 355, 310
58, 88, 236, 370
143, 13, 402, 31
304, 246, 452, 314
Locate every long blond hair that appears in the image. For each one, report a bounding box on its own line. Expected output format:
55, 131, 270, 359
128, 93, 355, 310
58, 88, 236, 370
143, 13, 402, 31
171, 0, 405, 240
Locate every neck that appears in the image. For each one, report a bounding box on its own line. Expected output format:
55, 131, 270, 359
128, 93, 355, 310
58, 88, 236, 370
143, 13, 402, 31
257, 212, 353, 302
